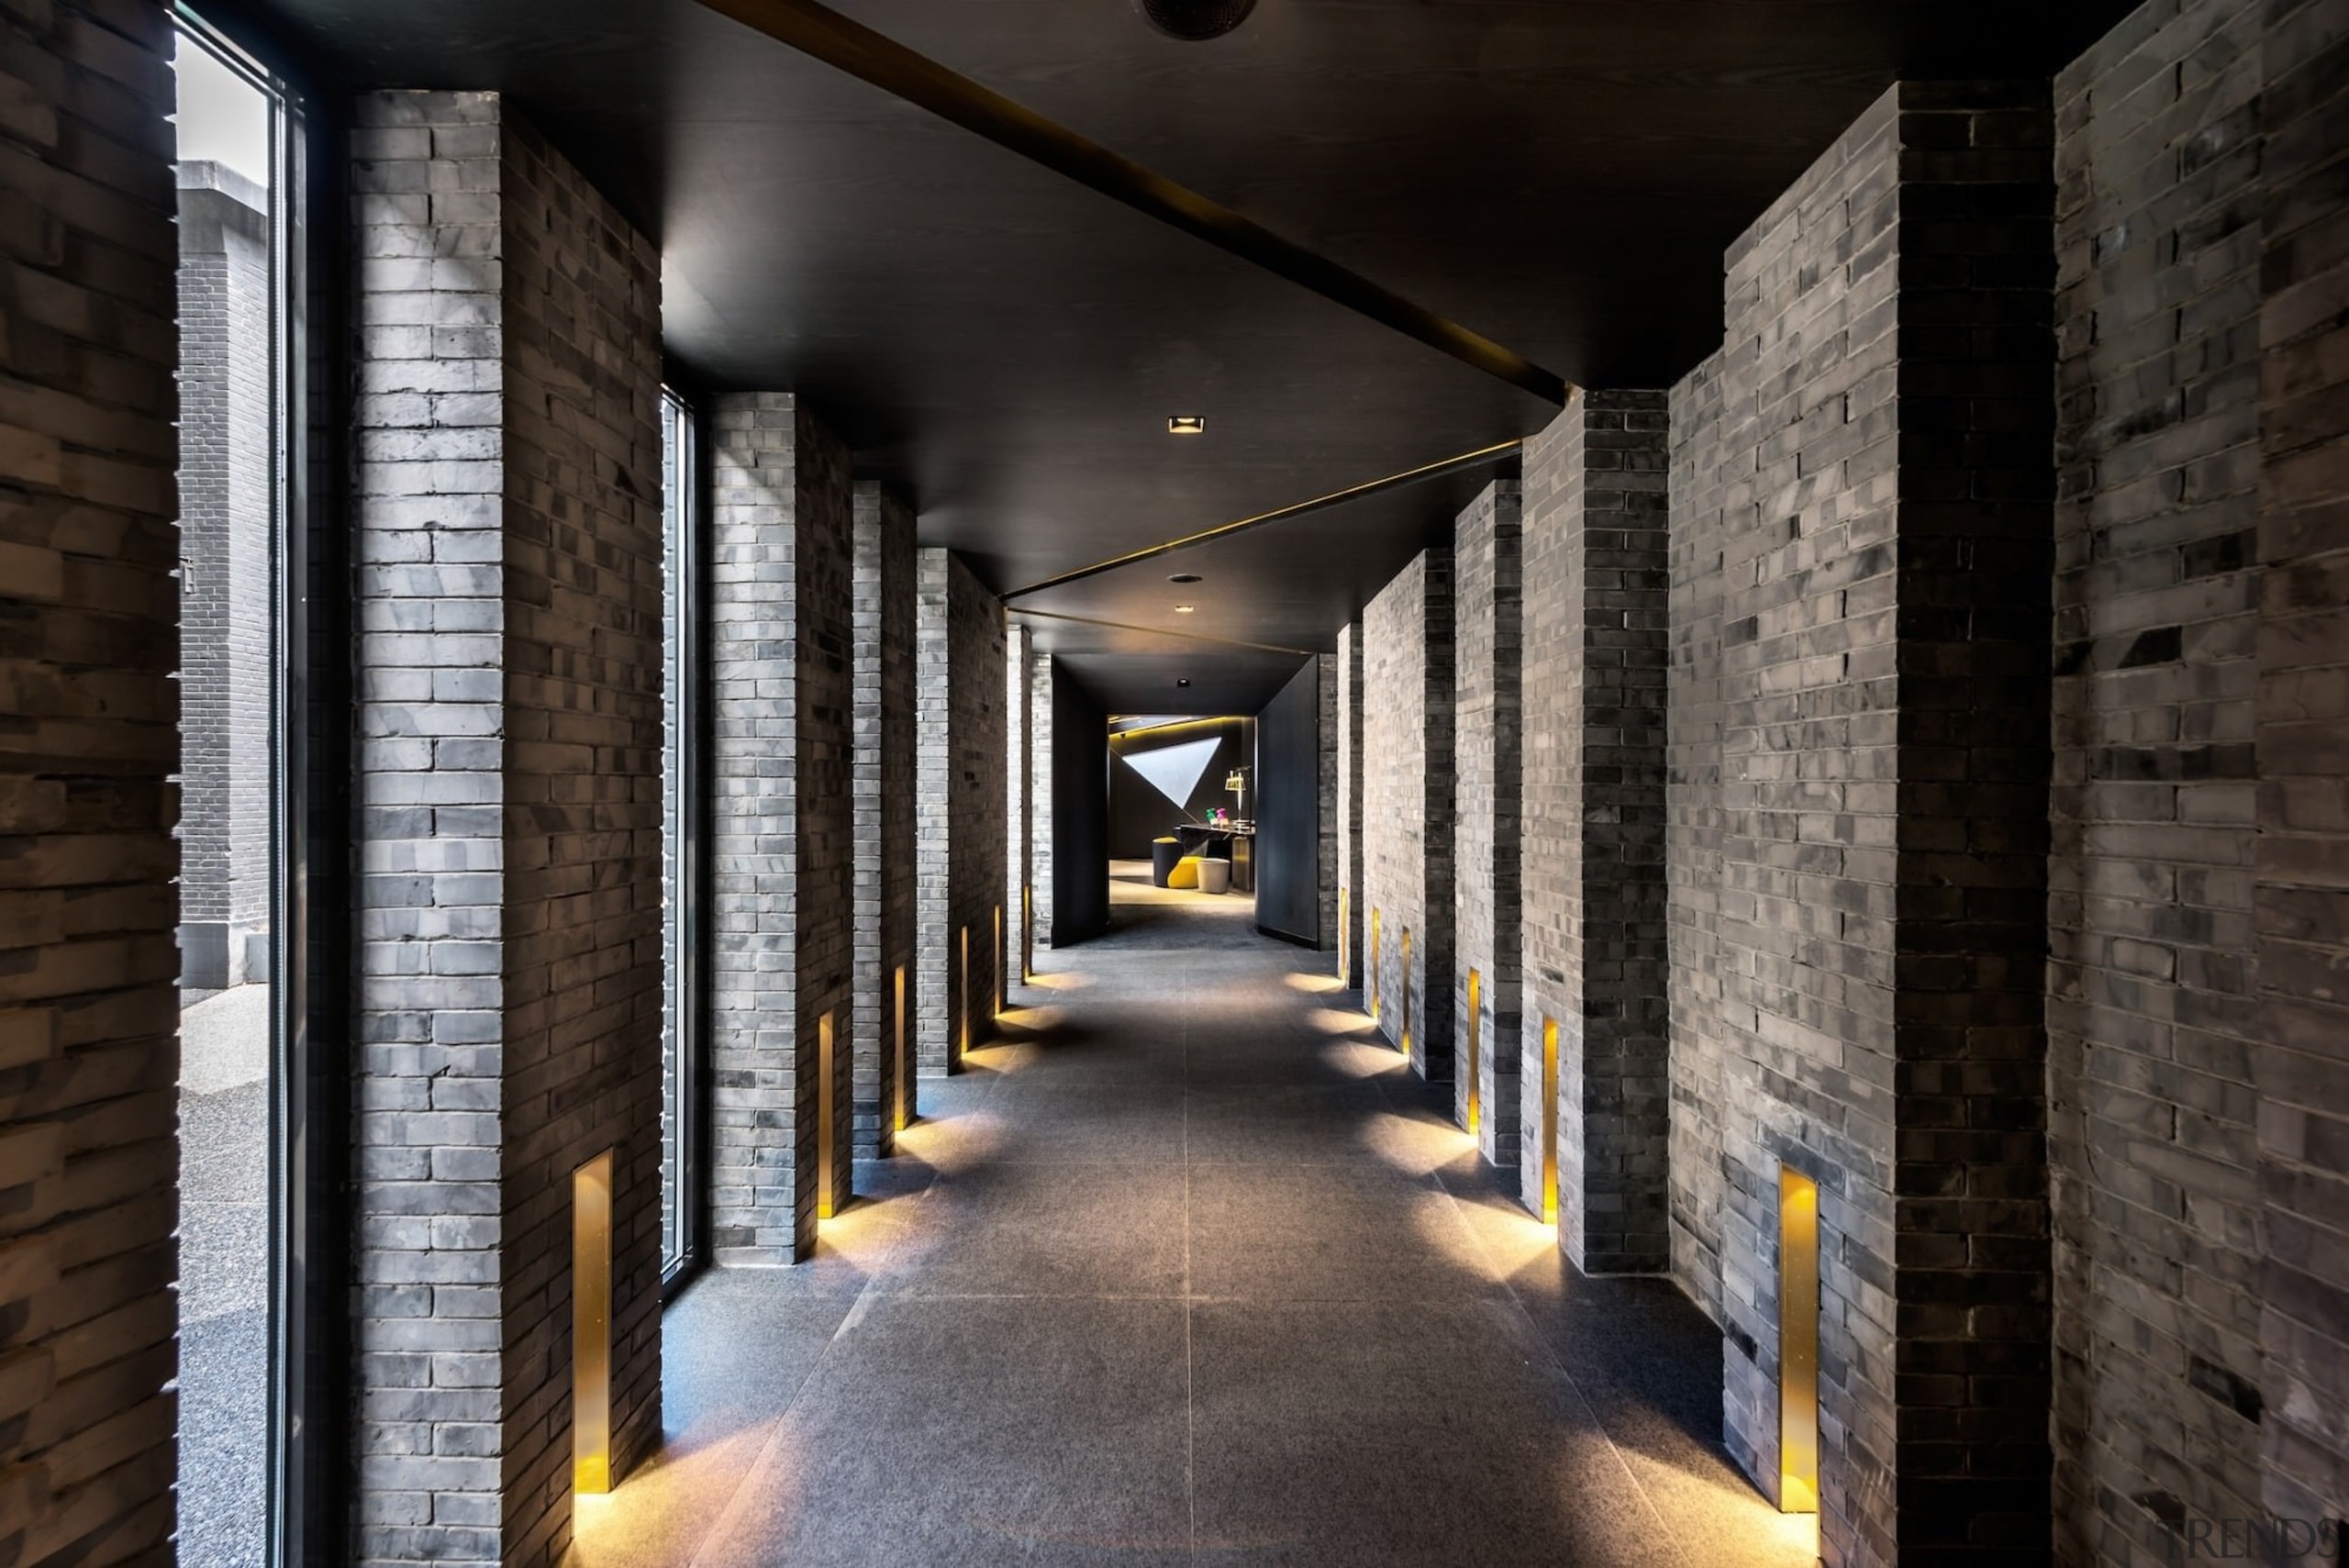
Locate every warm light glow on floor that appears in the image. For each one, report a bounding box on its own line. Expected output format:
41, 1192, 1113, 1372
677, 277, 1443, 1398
1306, 1006, 1378, 1037
1021, 971, 1093, 992
1284, 972, 1342, 994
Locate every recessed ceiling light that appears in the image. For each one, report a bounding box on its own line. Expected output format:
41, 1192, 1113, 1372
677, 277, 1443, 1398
1173, 604, 1197, 614
1169, 572, 1202, 584
1168, 416, 1206, 436
1175, 678, 1191, 687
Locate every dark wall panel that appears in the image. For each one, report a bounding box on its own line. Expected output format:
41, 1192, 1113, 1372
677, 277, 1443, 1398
1106, 717, 1252, 860
1256, 660, 1321, 945
1050, 662, 1109, 945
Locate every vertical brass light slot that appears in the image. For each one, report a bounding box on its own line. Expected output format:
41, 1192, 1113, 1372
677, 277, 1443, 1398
1399, 928, 1413, 1057
573, 1149, 614, 1495
1368, 908, 1381, 1022
1541, 1018, 1559, 1222
957, 924, 970, 1062
817, 1010, 838, 1220
1465, 968, 1482, 1135
1021, 884, 1033, 981
1779, 1166, 1821, 1516
1337, 887, 1350, 986
995, 904, 1005, 1016
893, 960, 909, 1131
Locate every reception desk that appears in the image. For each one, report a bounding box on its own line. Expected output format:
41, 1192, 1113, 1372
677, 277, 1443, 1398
1172, 824, 1253, 894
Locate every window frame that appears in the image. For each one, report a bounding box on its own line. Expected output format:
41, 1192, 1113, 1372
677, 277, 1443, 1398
660, 384, 711, 1296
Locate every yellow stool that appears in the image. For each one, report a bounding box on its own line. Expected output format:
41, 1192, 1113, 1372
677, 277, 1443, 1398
1167, 854, 1204, 890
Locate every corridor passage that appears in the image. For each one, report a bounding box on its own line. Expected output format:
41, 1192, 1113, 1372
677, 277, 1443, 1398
572, 871, 1810, 1568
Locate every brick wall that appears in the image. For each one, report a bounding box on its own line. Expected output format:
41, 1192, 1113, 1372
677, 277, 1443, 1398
1005, 621, 1030, 989
174, 163, 273, 987
1028, 647, 1054, 948
1334, 618, 1364, 988
851, 481, 916, 1159
707, 393, 854, 1266
1666, 352, 1729, 1321
0, 2, 181, 1561
1666, 82, 2057, 1563
1452, 480, 1522, 1167
1521, 396, 1671, 1269
2252, 0, 2349, 1539
915, 549, 1007, 1073
1361, 550, 1454, 1078
2048, 0, 2349, 1555
1315, 651, 1338, 951
349, 92, 665, 1566
2049, 2, 2268, 1553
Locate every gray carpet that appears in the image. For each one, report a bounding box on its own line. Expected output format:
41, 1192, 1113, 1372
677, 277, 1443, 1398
567, 875, 1811, 1568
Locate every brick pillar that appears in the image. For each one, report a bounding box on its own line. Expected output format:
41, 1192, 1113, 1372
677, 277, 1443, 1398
1521, 395, 1670, 1266
1334, 618, 1365, 989
708, 393, 854, 1263
1361, 550, 1455, 1080
350, 92, 665, 1566
1029, 647, 1055, 949
915, 549, 1008, 1073
851, 481, 915, 1159
1666, 357, 1729, 1322
1453, 481, 1523, 1167
2253, 0, 2349, 1533
1315, 651, 1339, 951
1005, 620, 1030, 993
1684, 83, 2054, 1562
0, 4, 179, 1561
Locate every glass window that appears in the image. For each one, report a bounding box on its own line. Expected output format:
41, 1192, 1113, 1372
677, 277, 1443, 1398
171, 17, 293, 1568
660, 388, 702, 1284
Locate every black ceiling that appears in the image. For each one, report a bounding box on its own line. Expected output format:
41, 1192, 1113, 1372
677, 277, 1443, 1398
242, 0, 2131, 710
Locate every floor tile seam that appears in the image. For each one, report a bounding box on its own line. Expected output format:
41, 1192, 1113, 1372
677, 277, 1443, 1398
1416, 1145, 1702, 1568
683, 1138, 957, 1568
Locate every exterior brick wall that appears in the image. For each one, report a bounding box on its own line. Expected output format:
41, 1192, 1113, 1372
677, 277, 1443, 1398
2050, 0, 2349, 1554
1666, 353, 1729, 1322
915, 549, 1007, 1073
1028, 647, 1054, 948
349, 92, 665, 1566
1452, 481, 1523, 1167
1005, 621, 1030, 989
851, 482, 916, 1159
1668, 82, 2058, 1563
174, 162, 273, 988
0, 3, 182, 1561
1316, 651, 1338, 951
1361, 551, 1454, 1079
2252, 0, 2349, 1539
2049, 3, 2269, 1554
1521, 395, 1671, 1270
707, 393, 854, 1266
1334, 618, 1364, 989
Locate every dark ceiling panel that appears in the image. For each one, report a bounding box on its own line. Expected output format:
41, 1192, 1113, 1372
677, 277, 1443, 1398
240, 0, 2132, 701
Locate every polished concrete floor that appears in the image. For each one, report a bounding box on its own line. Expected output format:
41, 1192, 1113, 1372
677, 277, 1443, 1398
570, 866, 1814, 1567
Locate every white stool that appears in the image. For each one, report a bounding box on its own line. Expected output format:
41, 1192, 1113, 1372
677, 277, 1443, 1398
1197, 857, 1231, 895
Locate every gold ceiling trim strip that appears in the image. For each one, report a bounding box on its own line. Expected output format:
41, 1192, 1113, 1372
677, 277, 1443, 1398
999, 437, 1523, 602
1011, 607, 1314, 659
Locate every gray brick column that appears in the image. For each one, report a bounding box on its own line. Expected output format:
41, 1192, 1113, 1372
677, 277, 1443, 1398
1005, 620, 1031, 992
708, 394, 854, 1263
1361, 550, 1455, 1081
915, 549, 1008, 1073
1029, 647, 1055, 948
1453, 480, 1523, 1167
1669, 83, 2055, 1562
851, 481, 916, 1158
1521, 395, 1669, 1266
350, 91, 665, 1567
1335, 619, 1365, 990
0, 4, 180, 1561
1315, 651, 1339, 951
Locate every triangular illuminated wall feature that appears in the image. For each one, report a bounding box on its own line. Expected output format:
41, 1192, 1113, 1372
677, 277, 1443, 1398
1120, 737, 1220, 809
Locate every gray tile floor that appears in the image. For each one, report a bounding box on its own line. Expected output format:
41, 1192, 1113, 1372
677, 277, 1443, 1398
569, 866, 1816, 1567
